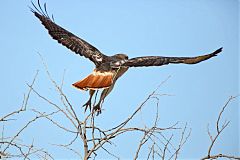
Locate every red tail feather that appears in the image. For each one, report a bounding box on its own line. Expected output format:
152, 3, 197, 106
72, 70, 114, 90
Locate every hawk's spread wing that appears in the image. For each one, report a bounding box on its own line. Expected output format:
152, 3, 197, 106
31, 1, 107, 66
121, 48, 222, 67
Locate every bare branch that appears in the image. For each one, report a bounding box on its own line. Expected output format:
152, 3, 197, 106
0, 71, 38, 122
162, 134, 173, 160
201, 96, 239, 160
174, 123, 191, 160
31, 109, 77, 134
38, 53, 81, 124
51, 143, 83, 159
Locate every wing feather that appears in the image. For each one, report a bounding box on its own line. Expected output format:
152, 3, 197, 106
31, 1, 107, 66
122, 48, 222, 67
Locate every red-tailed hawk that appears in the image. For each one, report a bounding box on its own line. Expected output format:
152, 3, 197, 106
31, 1, 222, 114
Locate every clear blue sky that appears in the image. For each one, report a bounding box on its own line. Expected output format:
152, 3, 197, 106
1, 0, 239, 159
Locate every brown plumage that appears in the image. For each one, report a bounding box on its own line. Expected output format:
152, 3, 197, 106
31, 1, 222, 114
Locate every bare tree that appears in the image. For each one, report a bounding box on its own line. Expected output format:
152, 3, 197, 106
1, 56, 239, 159
28, 57, 191, 159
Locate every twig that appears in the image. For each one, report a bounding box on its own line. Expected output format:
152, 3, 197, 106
162, 134, 173, 160
0, 71, 38, 122
201, 96, 239, 160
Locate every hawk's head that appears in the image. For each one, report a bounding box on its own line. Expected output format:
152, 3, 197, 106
113, 54, 129, 60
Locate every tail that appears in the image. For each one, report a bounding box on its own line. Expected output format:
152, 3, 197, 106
72, 70, 114, 90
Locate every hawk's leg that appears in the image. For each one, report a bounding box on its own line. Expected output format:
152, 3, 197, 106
93, 83, 115, 115
83, 90, 95, 112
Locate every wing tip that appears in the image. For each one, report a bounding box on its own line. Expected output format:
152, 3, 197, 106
30, 0, 54, 21
214, 47, 223, 56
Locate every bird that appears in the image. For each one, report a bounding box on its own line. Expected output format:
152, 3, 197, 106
31, 1, 222, 114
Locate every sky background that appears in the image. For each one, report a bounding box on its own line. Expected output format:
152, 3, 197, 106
0, 0, 239, 159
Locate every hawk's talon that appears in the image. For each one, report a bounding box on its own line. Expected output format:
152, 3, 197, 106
93, 104, 102, 116
82, 100, 92, 112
